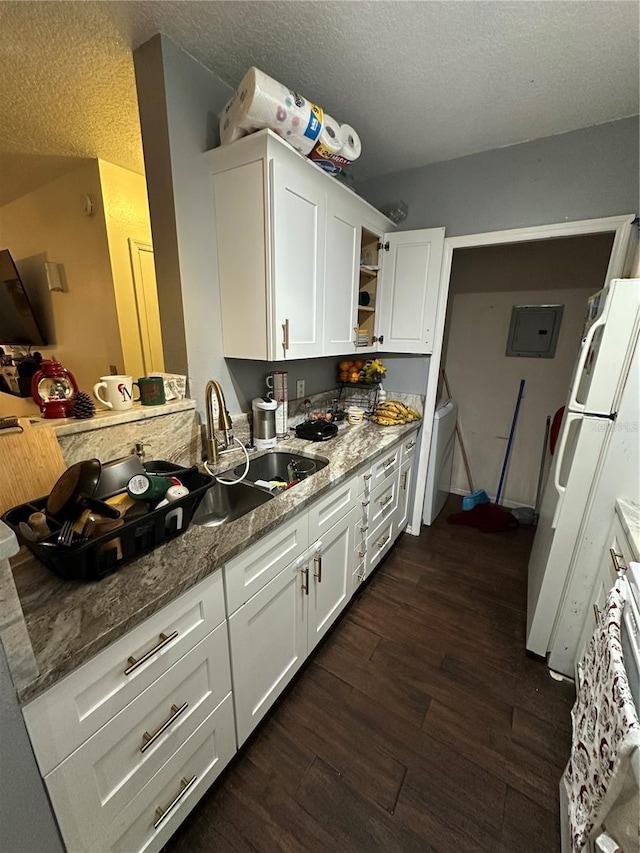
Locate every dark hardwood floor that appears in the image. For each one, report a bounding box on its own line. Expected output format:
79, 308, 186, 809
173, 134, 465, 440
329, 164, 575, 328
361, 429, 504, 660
165, 494, 575, 852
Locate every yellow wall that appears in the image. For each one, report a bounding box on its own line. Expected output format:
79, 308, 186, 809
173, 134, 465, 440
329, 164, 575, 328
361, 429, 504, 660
0, 161, 124, 397
98, 160, 163, 380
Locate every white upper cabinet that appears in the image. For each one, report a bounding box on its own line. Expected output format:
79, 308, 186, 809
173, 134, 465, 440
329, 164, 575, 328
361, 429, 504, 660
377, 228, 446, 354
323, 192, 361, 356
207, 131, 445, 359
271, 156, 326, 359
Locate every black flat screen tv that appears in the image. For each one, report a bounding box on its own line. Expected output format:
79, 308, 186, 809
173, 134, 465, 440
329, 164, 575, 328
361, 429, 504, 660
0, 249, 47, 346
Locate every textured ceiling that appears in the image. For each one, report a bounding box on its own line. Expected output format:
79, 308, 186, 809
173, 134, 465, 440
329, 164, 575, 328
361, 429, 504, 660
0, 1, 638, 205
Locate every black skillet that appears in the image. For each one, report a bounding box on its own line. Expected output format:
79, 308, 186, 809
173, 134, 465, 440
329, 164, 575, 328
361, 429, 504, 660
46, 459, 121, 522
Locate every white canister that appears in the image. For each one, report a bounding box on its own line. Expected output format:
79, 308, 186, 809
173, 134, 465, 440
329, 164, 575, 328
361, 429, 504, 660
347, 405, 365, 425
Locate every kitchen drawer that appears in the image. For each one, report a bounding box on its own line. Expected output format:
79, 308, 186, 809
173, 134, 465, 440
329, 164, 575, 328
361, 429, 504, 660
24, 572, 226, 775
401, 432, 419, 461
367, 475, 398, 540
366, 517, 395, 575
370, 445, 401, 487
44, 622, 232, 852
308, 473, 358, 542
74, 694, 235, 853
224, 511, 308, 615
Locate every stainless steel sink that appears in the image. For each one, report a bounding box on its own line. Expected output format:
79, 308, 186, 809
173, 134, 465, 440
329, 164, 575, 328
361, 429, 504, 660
229, 451, 328, 485
192, 481, 274, 527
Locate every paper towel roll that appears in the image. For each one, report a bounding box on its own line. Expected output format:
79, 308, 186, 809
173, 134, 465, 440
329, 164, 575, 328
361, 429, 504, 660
315, 114, 343, 154
219, 67, 324, 155
339, 124, 362, 163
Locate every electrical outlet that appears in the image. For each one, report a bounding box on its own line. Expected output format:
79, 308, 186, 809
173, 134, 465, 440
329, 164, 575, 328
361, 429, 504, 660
296, 379, 305, 398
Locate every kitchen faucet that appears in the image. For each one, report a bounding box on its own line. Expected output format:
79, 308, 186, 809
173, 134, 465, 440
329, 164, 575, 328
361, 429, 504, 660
205, 379, 234, 463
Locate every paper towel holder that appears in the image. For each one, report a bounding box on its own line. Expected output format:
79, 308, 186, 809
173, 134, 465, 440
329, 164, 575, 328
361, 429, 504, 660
380, 200, 408, 224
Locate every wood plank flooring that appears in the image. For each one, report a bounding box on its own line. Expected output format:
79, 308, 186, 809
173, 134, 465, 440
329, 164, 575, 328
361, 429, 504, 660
165, 495, 575, 852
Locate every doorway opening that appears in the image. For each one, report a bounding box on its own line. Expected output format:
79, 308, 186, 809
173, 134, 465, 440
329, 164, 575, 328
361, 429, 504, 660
410, 213, 636, 533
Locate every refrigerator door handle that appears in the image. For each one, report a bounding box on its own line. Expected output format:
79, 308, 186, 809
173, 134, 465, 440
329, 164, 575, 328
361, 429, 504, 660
568, 313, 607, 413
551, 411, 581, 529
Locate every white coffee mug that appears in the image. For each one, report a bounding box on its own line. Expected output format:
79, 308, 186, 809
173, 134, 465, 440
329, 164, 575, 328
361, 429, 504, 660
93, 375, 135, 411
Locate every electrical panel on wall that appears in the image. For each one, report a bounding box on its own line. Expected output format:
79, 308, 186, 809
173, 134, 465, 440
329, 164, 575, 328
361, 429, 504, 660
506, 304, 564, 358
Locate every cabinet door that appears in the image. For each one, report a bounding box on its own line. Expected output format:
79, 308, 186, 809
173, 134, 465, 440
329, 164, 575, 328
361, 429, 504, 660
324, 195, 360, 355
228, 557, 308, 746
377, 228, 445, 353
308, 507, 356, 652
396, 456, 414, 533
270, 157, 326, 359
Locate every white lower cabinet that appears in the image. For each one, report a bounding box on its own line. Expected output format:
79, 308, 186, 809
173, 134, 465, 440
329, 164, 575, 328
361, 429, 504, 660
229, 504, 357, 746
228, 555, 308, 746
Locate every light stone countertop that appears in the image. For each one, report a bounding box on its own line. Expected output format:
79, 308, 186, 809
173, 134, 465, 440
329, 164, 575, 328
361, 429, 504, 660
29, 398, 196, 436
6, 420, 420, 704
616, 498, 640, 561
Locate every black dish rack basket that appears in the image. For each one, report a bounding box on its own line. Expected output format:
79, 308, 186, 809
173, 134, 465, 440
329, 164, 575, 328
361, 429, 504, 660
2, 462, 214, 582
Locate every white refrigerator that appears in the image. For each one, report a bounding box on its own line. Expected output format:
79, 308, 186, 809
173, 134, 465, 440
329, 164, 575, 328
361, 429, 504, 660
526, 279, 640, 673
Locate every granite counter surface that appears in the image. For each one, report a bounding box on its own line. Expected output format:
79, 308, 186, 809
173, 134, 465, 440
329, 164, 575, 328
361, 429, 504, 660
7, 421, 419, 704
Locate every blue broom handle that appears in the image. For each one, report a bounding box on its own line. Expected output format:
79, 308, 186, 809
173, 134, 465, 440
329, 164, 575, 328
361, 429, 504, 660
496, 379, 525, 506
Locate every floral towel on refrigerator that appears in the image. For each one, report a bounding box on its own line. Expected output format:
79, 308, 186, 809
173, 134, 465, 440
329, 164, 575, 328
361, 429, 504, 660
563, 579, 640, 852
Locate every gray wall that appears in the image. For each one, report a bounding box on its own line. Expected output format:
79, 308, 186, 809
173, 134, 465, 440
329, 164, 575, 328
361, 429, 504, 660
0, 640, 64, 852
134, 35, 235, 413
356, 117, 639, 237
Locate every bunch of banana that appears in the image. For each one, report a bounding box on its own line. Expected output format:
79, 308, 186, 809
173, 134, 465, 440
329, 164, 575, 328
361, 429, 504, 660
371, 400, 422, 426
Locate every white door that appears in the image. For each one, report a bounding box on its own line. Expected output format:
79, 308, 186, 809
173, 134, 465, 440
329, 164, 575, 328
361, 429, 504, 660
228, 558, 307, 746
270, 158, 325, 359
128, 240, 165, 374
377, 228, 445, 353
308, 507, 356, 652
324, 196, 360, 355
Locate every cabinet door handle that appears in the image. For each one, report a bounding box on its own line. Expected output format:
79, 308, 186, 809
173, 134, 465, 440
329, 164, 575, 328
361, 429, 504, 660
153, 775, 197, 829
282, 318, 290, 352
300, 565, 309, 595
125, 631, 178, 676
314, 554, 322, 582
353, 325, 359, 348
401, 471, 408, 490
141, 702, 188, 753
610, 549, 626, 573
376, 534, 390, 549
593, 604, 601, 625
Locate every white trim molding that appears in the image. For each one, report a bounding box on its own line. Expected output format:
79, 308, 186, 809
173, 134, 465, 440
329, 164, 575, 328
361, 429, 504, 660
409, 213, 636, 535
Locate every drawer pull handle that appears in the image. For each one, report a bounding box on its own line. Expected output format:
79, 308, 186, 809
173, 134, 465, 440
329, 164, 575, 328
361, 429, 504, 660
314, 554, 322, 583
153, 775, 197, 829
376, 534, 391, 549
362, 500, 370, 508
363, 474, 372, 481
301, 565, 309, 595
383, 456, 395, 468
406, 441, 416, 450
125, 631, 179, 676
379, 493, 393, 507
357, 571, 365, 582
610, 549, 626, 573
141, 702, 188, 754
593, 603, 601, 625
360, 526, 368, 534
358, 550, 366, 559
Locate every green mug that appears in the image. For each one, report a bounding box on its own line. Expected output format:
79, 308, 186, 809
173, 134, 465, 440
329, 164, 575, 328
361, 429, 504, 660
133, 376, 166, 406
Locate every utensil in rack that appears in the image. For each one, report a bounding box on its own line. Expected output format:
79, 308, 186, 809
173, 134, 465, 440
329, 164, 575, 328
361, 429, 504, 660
56, 520, 75, 548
